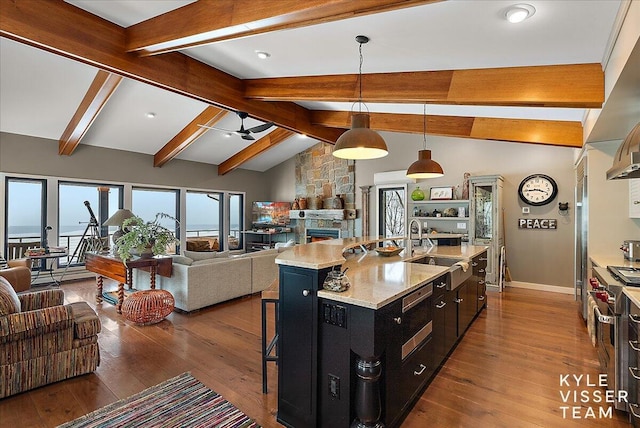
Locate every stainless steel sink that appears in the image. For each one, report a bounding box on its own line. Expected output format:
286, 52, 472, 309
418, 256, 471, 290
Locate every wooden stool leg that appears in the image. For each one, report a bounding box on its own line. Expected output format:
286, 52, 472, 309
95, 275, 103, 304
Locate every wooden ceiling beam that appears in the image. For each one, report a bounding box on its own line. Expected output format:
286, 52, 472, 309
58, 70, 122, 155
126, 0, 441, 56
311, 111, 583, 148
218, 128, 294, 175
154, 106, 228, 167
0, 0, 343, 146
246, 63, 604, 108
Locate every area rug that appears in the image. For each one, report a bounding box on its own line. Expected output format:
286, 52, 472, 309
101, 288, 137, 306
57, 372, 260, 428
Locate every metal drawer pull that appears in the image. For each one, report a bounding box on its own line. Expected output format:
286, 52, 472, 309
455, 298, 463, 303
478, 296, 485, 301
629, 367, 640, 380
479, 257, 488, 261
435, 301, 446, 309
302, 289, 310, 297
478, 269, 485, 273
393, 317, 402, 325
436, 282, 446, 289
478, 280, 485, 285
630, 340, 640, 352
629, 403, 640, 418
472, 262, 478, 267
414, 364, 427, 376
630, 314, 640, 324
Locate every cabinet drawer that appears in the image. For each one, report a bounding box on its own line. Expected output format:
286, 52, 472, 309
399, 335, 434, 405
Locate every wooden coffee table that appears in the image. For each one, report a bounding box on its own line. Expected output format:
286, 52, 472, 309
84, 252, 172, 314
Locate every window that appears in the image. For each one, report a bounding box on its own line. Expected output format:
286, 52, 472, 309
229, 193, 244, 250
377, 186, 406, 240
5, 177, 46, 260
58, 182, 122, 265
132, 187, 180, 254
186, 191, 223, 250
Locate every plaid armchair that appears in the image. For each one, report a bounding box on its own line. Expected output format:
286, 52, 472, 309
0, 276, 101, 398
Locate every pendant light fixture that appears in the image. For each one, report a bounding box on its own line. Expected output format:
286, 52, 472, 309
406, 104, 444, 179
333, 35, 388, 160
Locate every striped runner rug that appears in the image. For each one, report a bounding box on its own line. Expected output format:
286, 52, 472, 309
58, 372, 260, 428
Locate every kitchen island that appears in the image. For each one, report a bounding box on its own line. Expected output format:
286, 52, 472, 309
275, 237, 488, 427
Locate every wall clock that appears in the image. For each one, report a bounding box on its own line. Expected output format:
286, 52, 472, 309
518, 174, 558, 206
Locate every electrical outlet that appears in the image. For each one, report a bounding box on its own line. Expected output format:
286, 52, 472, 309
457, 222, 467, 229
329, 374, 340, 399
522, 207, 530, 214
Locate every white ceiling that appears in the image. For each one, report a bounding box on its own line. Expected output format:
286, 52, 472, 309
1, 0, 638, 172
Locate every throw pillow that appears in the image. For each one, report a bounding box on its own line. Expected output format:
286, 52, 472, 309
171, 255, 193, 266
0, 275, 21, 316
183, 250, 217, 261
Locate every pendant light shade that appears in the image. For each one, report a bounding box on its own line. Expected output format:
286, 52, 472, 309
332, 35, 388, 160
406, 103, 444, 179
333, 113, 388, 159
406, 149, 444, 179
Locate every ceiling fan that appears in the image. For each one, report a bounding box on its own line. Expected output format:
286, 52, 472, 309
199, 111, 274, 141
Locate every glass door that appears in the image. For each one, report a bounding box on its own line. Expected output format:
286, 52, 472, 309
472, 185, 493, 243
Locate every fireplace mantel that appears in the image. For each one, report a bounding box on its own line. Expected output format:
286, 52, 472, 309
289, 209, 356, 220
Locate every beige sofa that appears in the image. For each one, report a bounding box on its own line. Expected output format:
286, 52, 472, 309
132, 248, 283, 312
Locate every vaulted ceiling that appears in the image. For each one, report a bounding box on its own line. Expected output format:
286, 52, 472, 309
1, 0, 638, 175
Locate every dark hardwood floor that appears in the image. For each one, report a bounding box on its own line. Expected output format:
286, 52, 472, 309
0, 280, 632, 427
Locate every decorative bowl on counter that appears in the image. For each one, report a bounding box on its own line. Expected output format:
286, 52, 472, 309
375, 246, 403, 257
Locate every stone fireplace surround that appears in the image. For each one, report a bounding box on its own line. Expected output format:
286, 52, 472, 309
292, 143, 356, 242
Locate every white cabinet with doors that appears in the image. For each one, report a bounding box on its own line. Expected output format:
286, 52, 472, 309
630, 179, 640, 218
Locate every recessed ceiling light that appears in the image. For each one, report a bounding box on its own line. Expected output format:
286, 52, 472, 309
505, 4, 536, 23
299, 134, 307, 138
145, 112, 156, 119
255, 51, 271, 59
224, 133, 233, 138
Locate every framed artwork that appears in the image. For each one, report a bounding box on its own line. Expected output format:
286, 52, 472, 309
430, 186, 453, 200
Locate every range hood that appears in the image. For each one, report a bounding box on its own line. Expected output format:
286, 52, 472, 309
607, 122, 640, 180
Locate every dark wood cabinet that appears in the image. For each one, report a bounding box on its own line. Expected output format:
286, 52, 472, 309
456, 281, 476, 336
278, 265, 330, 428
473, 254, 488, 312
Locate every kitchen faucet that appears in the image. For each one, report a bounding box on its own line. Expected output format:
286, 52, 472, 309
408, 218, 421, 255
407, 218, 434, 255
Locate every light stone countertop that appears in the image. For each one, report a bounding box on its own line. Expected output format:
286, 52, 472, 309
590, 253, 640, 269
625, 288, 640, 308
275, 237, 488, 309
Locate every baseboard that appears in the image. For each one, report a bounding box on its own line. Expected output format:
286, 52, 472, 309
505, 281, 574, 295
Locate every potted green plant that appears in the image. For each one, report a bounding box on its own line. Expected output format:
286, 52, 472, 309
114, 213, 179, 261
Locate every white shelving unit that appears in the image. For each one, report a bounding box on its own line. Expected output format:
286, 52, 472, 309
409, 199, 470, 235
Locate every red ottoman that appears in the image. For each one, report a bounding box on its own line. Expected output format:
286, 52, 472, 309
121, 289, 175, 325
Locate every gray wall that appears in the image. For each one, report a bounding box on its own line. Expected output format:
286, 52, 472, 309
265, 131, 583, 289
0, 132, 270, 229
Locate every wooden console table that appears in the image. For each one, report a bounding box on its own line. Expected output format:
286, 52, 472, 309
84, 252, 172, 314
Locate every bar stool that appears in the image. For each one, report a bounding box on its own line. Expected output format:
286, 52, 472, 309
261, 279, 279, 393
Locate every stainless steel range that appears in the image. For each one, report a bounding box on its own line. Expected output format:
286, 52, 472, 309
608, 266, 640, 286
591, 270, 629, 411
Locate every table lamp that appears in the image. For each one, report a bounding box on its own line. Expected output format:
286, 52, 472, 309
103, 209, 135, 247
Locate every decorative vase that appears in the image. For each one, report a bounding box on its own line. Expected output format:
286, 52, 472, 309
315, 195, 323, 209
292, 198, 300, 210
332, 194, 344, 209
299, 197, 307, 210
411, 186, 425, 201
